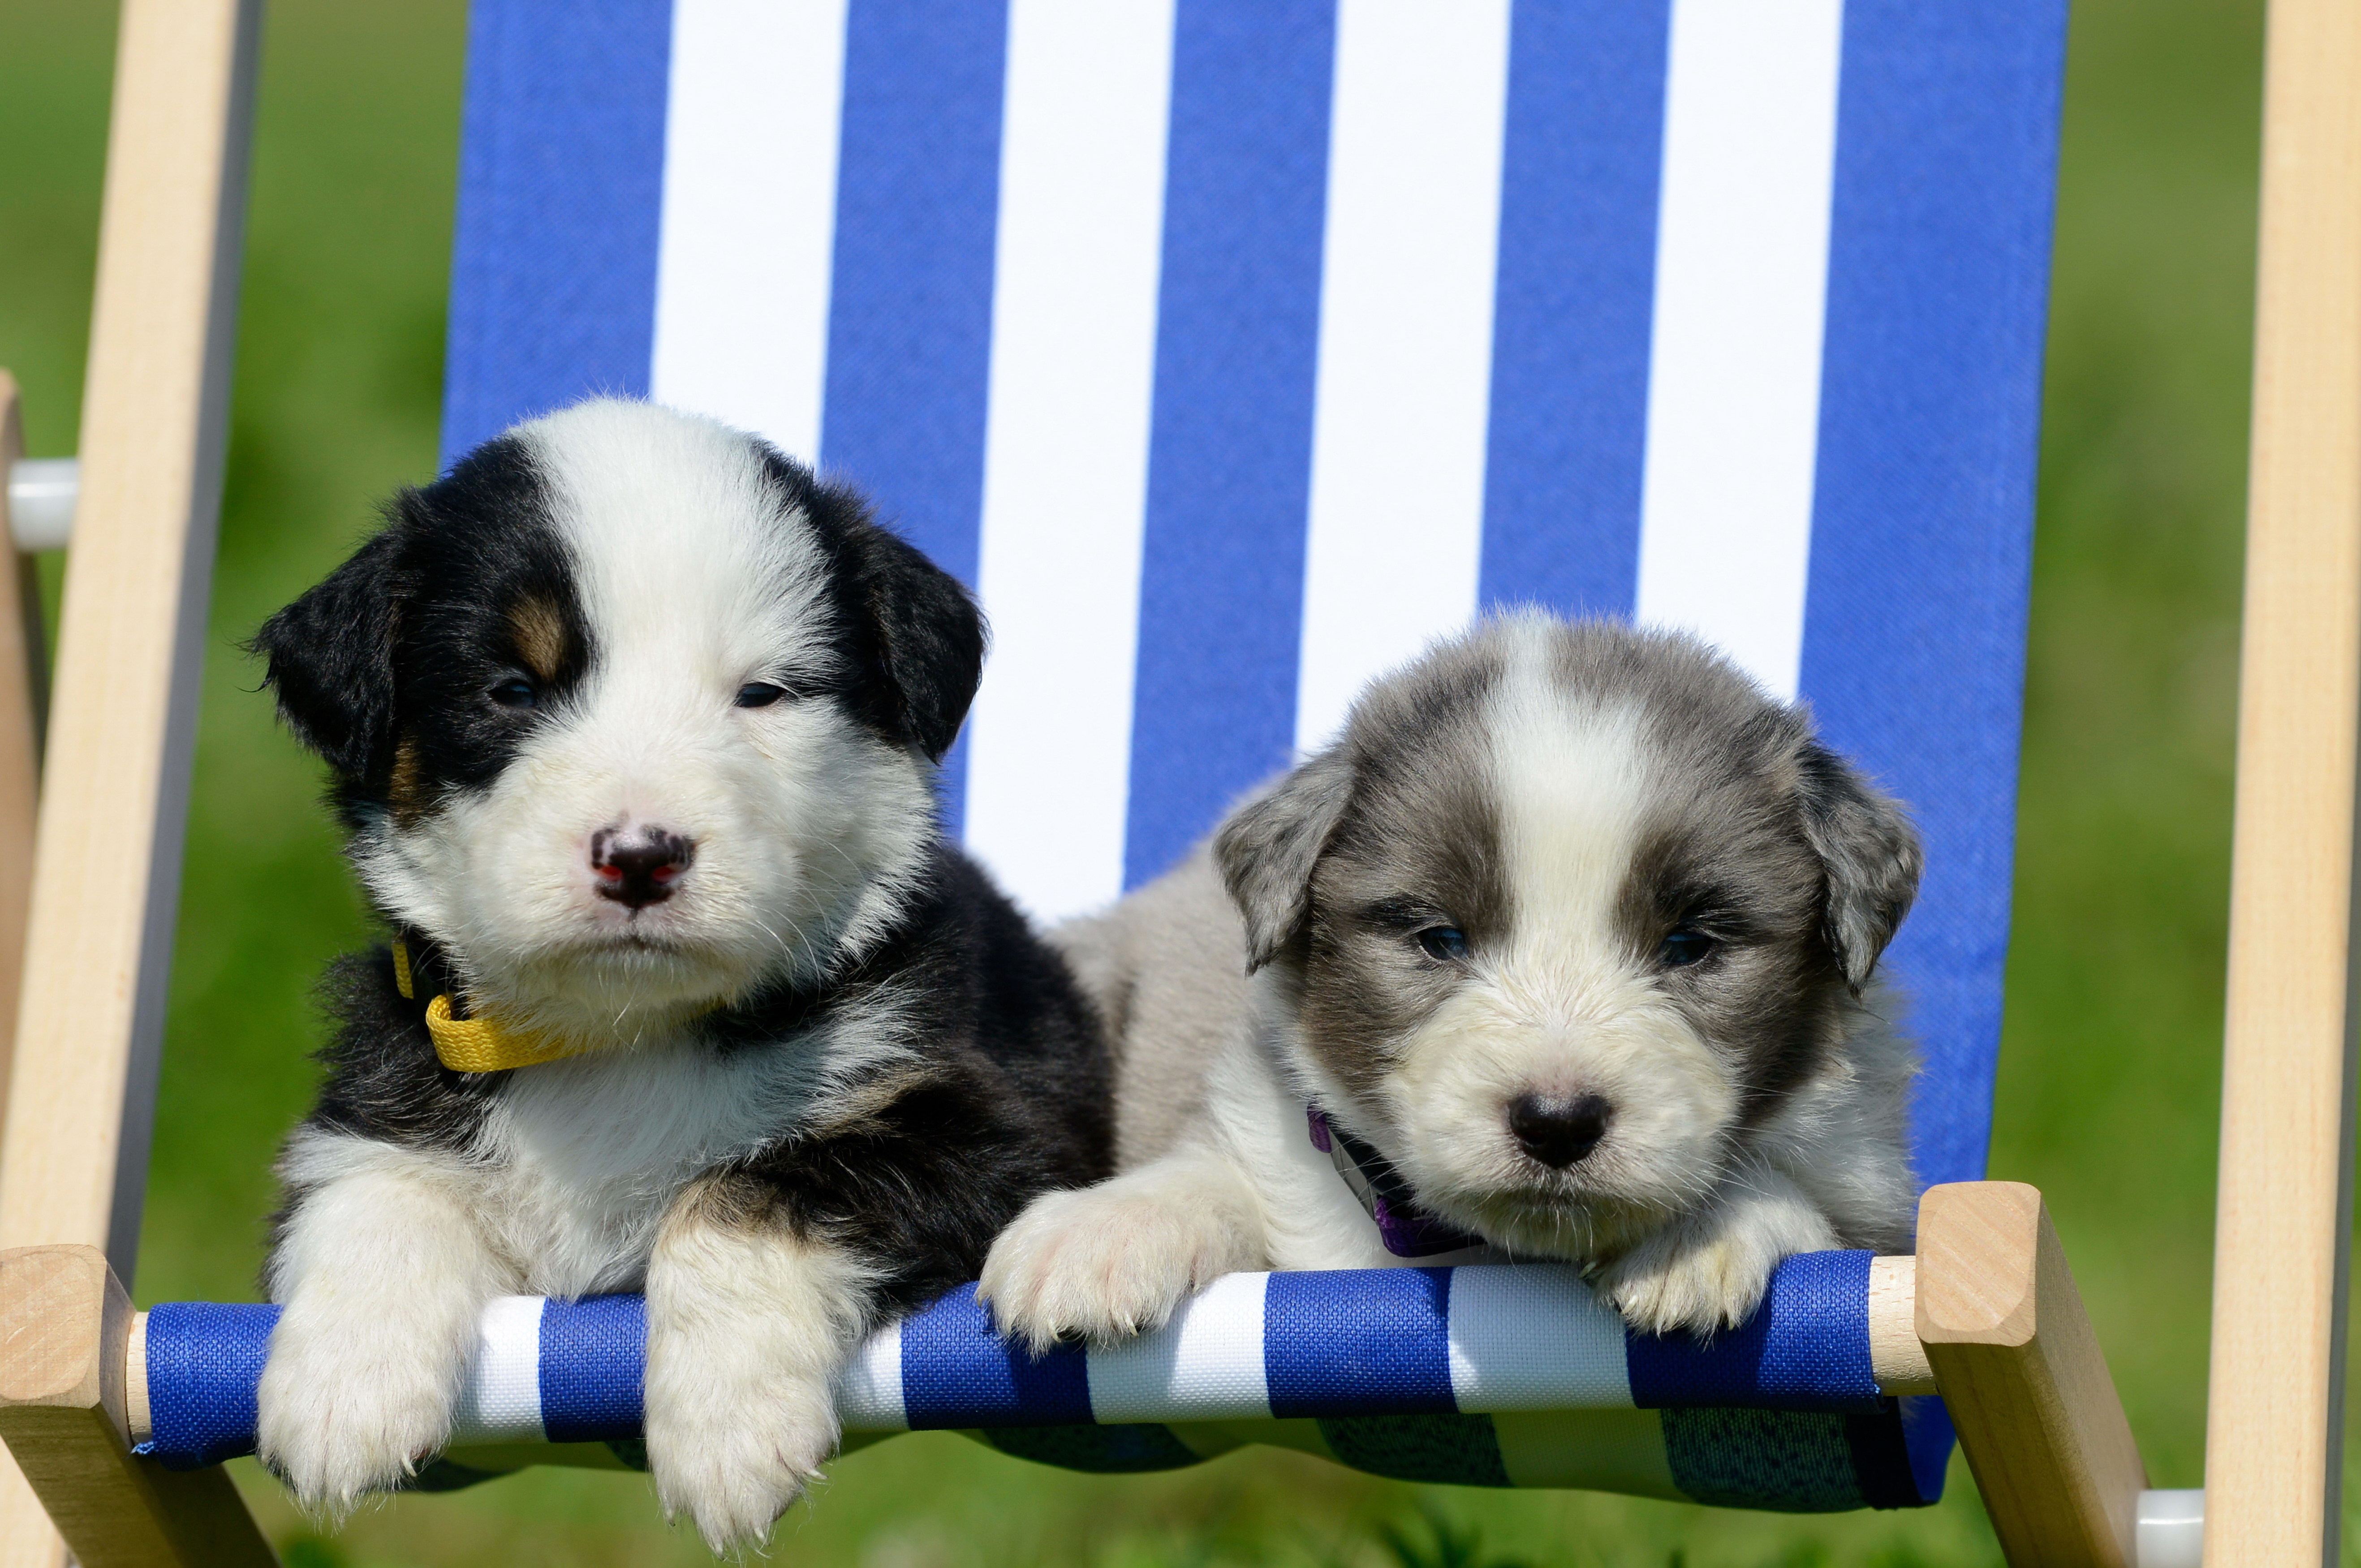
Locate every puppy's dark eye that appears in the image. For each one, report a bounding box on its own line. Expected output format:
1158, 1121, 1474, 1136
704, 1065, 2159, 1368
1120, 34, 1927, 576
1417, 926, 1469, 963
735, 683, 790, 709
488, 678, 538, 710
1661, 928, 1715, 968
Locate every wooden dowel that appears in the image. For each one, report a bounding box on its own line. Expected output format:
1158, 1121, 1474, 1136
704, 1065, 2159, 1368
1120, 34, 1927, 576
124, 1314, 147, 1450
1867, 1254, 1934, 1395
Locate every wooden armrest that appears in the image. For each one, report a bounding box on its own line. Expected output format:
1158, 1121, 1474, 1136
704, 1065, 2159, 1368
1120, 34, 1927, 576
0, 1245, 273, 1567
1917, 1181, 2147, 1568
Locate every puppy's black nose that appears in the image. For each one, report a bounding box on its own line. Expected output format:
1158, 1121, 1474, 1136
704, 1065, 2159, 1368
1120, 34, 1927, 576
592, 827, 694, 909
1508, 1093, 1612, 1169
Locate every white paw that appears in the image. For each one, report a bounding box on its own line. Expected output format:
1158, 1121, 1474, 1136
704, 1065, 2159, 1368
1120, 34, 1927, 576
978, 1172, 1258, 1353
256, 1305, 463, 1516
1595, 1186, 1838, 1337
646, 1185, 878, 1554
646, 1358, 836, 1553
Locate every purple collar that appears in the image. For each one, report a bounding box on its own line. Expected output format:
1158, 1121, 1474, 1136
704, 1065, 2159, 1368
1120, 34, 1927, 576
1306, 1106, 1486, 1258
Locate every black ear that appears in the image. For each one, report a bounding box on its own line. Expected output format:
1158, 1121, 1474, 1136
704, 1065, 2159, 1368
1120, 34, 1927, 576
1214, 749, 1357, 973
843, 521, 986, 761
1793, 738, 1922, 989
252, 522, 409, 779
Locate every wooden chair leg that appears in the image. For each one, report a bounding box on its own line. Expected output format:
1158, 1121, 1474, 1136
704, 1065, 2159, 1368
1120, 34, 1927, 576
0, 0, 262, 1552
1916, 1181, 2147, 1568
0, 374, 45, 1144
0, 1246, 272, 1566
0, 379, 52, 1568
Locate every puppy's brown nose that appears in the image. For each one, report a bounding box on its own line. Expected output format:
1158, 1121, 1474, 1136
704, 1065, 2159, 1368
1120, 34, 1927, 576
592, 827, 694, 909
1509, 1093, 1612, 1168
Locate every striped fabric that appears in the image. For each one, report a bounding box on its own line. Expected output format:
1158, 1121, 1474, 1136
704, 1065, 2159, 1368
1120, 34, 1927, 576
444, 0, 2065, 1193
343, 0, 2071, 1511
142, 1255, 1951, 1509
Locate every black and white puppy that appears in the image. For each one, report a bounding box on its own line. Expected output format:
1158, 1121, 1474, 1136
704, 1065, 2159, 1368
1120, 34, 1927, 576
252, 399, 1108, 1551
982, 615, 1918, 1346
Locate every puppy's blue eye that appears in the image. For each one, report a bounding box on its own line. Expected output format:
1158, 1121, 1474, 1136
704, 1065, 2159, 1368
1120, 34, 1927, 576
1662, 928, 1715, 968
1417, 926, 1469, 963
735, 683, 789, 709
489, 678, 537, 709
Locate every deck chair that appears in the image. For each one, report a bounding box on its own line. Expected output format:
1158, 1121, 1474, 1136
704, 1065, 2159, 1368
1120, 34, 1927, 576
0, 1, 2354, 1564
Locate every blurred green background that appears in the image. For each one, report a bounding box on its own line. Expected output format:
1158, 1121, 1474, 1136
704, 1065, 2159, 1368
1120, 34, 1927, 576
0, 0, 2278, 1562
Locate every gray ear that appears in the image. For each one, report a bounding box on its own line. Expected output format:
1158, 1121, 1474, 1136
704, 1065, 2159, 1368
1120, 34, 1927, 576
1213, 750, 1357, 973
1793, 740, 1922, 989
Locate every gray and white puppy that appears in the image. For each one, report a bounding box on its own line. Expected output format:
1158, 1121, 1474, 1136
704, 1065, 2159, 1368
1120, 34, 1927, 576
981, 613, 1921, 1343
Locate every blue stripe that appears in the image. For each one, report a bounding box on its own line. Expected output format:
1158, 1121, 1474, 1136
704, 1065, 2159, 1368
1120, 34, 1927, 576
899, 1284, 1093, 1427
142, 1301, 279, 1470
1899, 1394, 1958, 1504
440, 0, 674, 465
1264, 1268, 1456, 1419
820, 0, 1011, 833
1624, 1251, 1882, 1411
1475, 0, 1669, 618
1121, 0, 1335, 886
539, 1294, 646, 1443
1798, 0, 2066, 1189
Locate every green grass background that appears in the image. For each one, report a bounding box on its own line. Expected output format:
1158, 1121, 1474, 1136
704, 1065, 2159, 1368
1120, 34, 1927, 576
0, 0, 2283, 1562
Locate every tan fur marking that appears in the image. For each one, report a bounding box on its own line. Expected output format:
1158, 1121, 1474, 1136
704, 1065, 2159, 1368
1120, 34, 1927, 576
800, 1063, 940, 1137
668, 1170, 791, 1236
389, 732, 427, 828
508, 594, 570, 682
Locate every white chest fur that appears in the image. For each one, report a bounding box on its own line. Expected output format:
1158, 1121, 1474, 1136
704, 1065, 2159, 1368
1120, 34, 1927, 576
474, 1042, 793, 1295
275, 1010, 903, 1302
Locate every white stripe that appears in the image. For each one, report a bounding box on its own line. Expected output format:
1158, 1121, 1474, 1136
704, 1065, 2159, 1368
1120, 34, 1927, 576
1446, 1266, 1632, 1410
1085, 1271, 1271, 1423
963, 0, 1176, 921
1633, 0, 1845, 702
448, 1295, 546, 1444
649, 0, 850, 463
832, 1318, 908, 1431
1293, 0, 1513, 754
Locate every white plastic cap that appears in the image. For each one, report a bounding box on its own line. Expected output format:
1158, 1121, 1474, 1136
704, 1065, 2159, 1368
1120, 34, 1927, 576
2136, 1487, 2203, 1568
8, 457, 78, 551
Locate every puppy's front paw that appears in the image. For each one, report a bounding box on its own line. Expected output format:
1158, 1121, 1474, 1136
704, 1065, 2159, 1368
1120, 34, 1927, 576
256, 1307, 462, 1516
1595, 1185, 1838, 1337
979, 1167, 1259, 1353
645, 1187, 876, 1556
646, 1349, 836, 1553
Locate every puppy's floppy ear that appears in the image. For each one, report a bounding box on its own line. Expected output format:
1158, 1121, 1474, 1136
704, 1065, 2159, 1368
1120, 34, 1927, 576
252, 522, 410, 780
1793, 738, 1922, 989
843, 521, 987, 761
1215, 749, 1356, 973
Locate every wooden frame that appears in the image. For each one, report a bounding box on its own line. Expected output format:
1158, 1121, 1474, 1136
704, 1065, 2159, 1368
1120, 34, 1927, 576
0, 1248, 271, 1567
0, 0, 265, 1561
2206, 0, 2361, 1562
4, 0, 2352, 1563
1919, 1182, 2147, 1567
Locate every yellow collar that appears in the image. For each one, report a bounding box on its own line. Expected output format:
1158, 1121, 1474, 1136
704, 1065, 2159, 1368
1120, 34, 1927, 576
393, 940, 590, 1074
